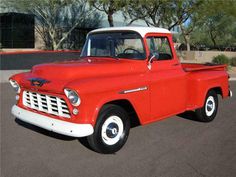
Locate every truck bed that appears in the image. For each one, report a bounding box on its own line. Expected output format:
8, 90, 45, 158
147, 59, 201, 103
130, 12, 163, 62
181, 63, 227, 72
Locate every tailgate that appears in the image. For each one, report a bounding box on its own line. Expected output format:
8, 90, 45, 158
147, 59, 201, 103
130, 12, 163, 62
181, 63, 227, 72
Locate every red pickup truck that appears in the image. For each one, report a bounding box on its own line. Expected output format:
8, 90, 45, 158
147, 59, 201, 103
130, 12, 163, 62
10, 27, 232, 154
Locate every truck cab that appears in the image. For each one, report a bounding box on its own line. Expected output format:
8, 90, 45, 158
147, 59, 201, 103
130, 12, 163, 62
10, 27, 232, 154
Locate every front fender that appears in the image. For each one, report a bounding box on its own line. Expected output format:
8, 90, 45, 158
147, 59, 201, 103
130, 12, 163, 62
65, 74, 150, 125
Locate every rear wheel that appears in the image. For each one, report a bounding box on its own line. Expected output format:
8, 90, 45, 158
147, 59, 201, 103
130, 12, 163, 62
87, 104, 130, 154
195, 90, 218, 122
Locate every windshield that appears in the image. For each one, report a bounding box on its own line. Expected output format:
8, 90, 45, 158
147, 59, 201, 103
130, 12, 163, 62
81, 31, 146, 60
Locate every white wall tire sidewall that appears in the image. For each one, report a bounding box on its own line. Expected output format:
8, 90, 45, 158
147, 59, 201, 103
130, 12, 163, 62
205, 96, 215, 117
101, 116, 124, 146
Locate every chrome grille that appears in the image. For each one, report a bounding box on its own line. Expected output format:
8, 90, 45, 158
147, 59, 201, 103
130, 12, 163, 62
23, 91, 70, 118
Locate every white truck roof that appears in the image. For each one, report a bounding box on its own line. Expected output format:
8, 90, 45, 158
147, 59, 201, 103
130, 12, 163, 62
89, 26, 171, 37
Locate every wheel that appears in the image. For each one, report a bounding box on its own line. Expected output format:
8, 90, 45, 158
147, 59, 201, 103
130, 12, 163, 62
195, 90, 218, 122
87, 104, 130, 154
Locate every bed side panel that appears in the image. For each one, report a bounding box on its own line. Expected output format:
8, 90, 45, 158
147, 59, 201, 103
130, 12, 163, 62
186, 70, 229, 110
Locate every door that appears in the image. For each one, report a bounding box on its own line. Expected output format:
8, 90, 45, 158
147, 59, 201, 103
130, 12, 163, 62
146, 35, 187, 120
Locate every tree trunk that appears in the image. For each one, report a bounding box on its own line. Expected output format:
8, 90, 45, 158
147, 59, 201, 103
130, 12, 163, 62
48, 28, 57, 50
52, 40, 57, 50
210, 31, 217, 48
51, 33, 58, 50
186, 35, 191, 51
212, 38, 217, 49
180, 24, 191, 51
182, 32, 191, 51
108, 13, 114, 27
182, 35, 191, 51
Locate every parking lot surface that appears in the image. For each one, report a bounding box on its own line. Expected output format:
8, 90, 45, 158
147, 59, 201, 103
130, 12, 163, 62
1, 82, 236, 177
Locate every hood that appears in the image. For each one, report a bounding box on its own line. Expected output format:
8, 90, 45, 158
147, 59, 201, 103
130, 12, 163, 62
16, 57, 145, 93
31, 57, 136, 79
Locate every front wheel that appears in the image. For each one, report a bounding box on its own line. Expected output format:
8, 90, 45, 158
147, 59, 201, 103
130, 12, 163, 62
87, 104, 130, 154
195, 90, 218, 122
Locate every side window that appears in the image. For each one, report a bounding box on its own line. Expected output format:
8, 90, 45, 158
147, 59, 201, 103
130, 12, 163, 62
146, 36, 173, 60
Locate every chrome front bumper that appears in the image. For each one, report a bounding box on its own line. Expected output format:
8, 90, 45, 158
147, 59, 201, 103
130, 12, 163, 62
11, 105, 94, 137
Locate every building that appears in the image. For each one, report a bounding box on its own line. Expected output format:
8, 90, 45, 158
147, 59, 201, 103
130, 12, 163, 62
0, 12, 35, 48
1, 12, 180, 50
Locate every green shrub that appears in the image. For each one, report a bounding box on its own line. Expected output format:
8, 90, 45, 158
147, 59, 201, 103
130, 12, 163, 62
212, 54, 230, 65
230, 57, 236, 66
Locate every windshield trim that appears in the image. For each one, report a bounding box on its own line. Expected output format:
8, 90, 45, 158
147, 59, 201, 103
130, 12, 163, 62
81, 30, 147, 60
80, 55, 119, 60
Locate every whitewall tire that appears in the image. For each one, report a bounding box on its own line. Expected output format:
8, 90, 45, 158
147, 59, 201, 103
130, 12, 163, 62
196, 90, 218, 122
87, 104, 130, 154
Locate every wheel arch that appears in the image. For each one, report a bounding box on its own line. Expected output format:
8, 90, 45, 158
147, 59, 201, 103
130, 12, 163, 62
200, 86, 222, 106
197, 86, 223, 109
98, 99, 141, 128
207, 86, 223, 97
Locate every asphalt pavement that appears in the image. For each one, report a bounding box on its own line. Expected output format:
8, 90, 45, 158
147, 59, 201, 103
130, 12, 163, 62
1, 51, 81, 70
1, 82, 236, 177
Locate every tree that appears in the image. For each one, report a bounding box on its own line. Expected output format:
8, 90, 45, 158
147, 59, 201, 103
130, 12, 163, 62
189, 0, 236, 50
89, 0, 127, 27
2, 0, 101, 50
62, 3, 102, 49
178, 1, 205, 51
123, 0, 202, 31
123, 0, 203, 51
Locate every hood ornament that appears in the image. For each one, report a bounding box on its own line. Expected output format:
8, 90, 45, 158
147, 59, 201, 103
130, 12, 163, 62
28, 78, 50, 87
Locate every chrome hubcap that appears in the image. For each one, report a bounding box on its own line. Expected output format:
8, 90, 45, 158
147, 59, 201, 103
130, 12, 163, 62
106, 123, 119, 138
101, 116, 124, 145
207, 101, 213, 111
205, 96, 215, 116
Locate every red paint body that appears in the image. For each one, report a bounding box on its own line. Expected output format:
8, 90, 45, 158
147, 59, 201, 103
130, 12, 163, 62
10, 31, 230, 127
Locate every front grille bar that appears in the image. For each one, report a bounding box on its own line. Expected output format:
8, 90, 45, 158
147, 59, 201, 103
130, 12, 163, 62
23, 91, 70, 118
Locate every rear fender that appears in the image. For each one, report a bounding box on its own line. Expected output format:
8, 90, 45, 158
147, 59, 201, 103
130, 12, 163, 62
187, 71, 229, 109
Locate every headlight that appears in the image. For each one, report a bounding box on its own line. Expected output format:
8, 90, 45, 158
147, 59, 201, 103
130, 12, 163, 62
64, 89, 81, 106
9, 79, 20, 93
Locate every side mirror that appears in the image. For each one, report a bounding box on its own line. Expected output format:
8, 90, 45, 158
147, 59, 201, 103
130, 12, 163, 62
148, 52, 159, 70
